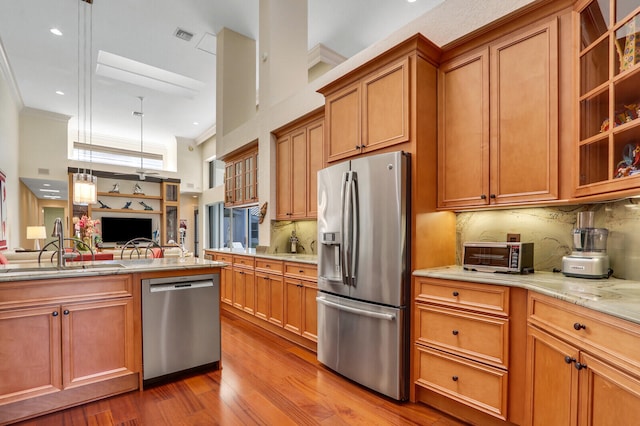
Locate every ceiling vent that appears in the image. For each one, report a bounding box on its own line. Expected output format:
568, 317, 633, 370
174, 28, 194, 42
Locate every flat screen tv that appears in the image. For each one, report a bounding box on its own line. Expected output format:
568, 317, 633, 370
100, 217, 153, 244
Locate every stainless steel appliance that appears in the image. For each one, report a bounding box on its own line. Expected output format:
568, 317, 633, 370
142, 274, 220, 382
317, 151, 409, 401
463, 242, 534, 273
562, 211, 611, 278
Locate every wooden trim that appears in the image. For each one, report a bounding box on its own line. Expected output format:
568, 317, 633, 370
272, 107, 324, 138
218, 140, 258, 163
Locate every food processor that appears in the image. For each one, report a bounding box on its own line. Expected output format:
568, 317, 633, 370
562, 211, 611, 278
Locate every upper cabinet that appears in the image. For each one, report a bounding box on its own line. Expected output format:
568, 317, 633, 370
320, 56, 411, 163
438, 18, 559, 208
223, 144, 258, 207
574, 0, 640, 197
275, 110, 324, 220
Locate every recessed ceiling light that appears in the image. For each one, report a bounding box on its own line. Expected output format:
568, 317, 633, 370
43, 195, 62, 199
193, 122, 199, 125
50, 28, 63, 36
407, 0, 417, 3
43, 183, 51, 187
39, 188, 60, 193
55, 90, 64, 95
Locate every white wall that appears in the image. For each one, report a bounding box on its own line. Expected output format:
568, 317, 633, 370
0, 49, 20, 249
19, 108, 70, 182
176, 136, 202, 194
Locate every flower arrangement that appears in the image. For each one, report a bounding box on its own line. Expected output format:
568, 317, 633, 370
73, 215, 101, 247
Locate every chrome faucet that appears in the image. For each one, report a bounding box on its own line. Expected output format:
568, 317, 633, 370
52, 217, 64, 268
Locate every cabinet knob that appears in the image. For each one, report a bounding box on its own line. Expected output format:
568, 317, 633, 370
490, 194, 496, 199
63, 309, 69, 315
480, 194, 487, 200
299, 269, 304, 273
564, 356, 576, 364
52, 311, 59, 317
452, 376, 459, 382
452, 330, 459, 336
452, 291, 459, 297
573, 322, 586, 331
574, 362, 587, 371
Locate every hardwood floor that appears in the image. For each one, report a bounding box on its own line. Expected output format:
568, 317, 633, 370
14, 311, 466, 425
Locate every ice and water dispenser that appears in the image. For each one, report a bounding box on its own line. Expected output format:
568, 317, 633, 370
319, 231, 341, 280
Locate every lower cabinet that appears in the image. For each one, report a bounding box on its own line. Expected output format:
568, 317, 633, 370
413, 277, 517, 423
0, 276, 137, 424
213, 252, 317, 348
526, 293, 640, 426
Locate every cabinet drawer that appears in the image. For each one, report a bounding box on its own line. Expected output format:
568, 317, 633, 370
284, 262, 317, 280
213, 253, 233, 264
528, 293, 640, 376
255, 259, 283, 274
416, 304, 508, 369
416, 278, 509, 316
416, 345, 508, 420
233, 255, 255, 269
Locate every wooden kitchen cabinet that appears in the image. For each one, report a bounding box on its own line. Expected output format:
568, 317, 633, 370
526, 292, 640, 426
573, 1, 640, 198
222, 144, 258, 207
414, 277, 511, 420
0, 276, 137, 424
232, 255, 255, 314
213, 252, 233, 306
323, 56, 409, 163
438, 18, 559, 208
283, 262, 318, 341
275, 111, 323, 220
254, 259, 284, 325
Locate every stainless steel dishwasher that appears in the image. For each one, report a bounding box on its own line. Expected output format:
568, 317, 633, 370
142, 273, 220, 382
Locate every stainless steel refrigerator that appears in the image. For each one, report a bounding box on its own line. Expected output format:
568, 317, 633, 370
316, 150, 410, 401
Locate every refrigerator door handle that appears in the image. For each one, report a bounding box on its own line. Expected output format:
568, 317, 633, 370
350, 172, 359, 285
341, 171, 351, 285
316, 297, 396, 321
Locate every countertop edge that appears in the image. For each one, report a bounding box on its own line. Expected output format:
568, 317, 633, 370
205, 249, 318, 265
414, 266, 640, 325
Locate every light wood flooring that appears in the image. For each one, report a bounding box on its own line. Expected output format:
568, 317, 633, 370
14, 310, 467, 425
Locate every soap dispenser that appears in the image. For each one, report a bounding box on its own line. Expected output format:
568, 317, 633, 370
290, 230, 299, 253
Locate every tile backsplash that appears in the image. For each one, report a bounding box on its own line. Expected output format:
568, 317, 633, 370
457, 199, 640, 280
269, 220, 318, 255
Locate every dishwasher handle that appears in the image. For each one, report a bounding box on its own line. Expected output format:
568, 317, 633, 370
149, 279, 213, 293
316, 296, 396, 321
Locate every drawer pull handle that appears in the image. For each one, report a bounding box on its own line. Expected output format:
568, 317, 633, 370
452, 291, 459, 297
452, 330, 459, 336
564, 356, 576, 364
574, 362, 587, 371
452, 376, 459, 382
299, 270, 304, 273
573, 322, 586, 331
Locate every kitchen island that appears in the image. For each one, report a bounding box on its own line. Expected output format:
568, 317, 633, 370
412, 266, 640, 426
0, 257, 224, 425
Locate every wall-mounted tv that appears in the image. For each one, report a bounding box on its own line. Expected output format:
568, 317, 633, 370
100, 217, 153, 244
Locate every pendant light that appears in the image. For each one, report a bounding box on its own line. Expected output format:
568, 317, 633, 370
73, 0, 97, 205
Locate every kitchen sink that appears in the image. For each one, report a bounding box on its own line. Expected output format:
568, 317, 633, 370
0, 262, 126, 274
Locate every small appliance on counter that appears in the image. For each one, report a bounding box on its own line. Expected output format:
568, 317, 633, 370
562, 211, 611, 279
463, 241, 534, 273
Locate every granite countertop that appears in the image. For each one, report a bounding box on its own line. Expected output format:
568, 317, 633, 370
414, 265, 640, 325
207, 248, 318, 265
0, 257, 226, 283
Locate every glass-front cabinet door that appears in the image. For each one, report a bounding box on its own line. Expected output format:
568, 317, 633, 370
576, 0, 640, 196
161, 182, 180, 245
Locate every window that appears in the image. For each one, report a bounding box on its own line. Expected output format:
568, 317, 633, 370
73, 142, 163, 170
208, 159, 225, 188
207, 203, 259, 249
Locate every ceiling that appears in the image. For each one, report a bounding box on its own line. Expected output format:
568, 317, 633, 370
0, 0, 444, 148
1, 0, 535, 199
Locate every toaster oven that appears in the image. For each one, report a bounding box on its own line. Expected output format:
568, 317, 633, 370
463, 242, 534, 273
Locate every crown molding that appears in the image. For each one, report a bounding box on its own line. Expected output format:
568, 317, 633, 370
0, 37, 24, 109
